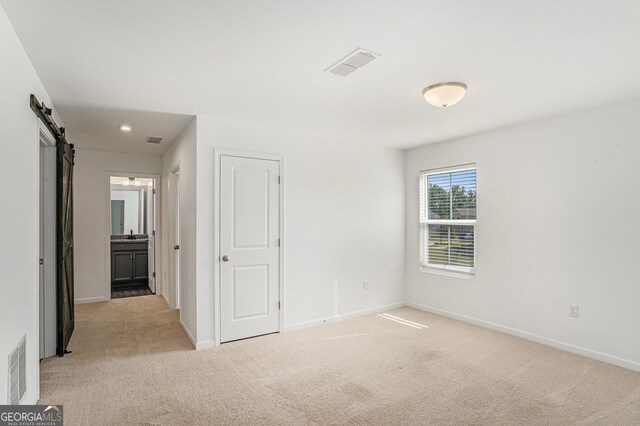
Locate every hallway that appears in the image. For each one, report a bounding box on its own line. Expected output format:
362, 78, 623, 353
39, 296, 193, 423
47, 296, 191, 359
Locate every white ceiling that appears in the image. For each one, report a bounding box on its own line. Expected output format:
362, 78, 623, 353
58, 105, 193, 154
3, 0, 640, 151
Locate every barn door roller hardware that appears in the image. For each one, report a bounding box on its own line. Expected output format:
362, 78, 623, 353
30, 94, 63, 140
30, 94, 75, 163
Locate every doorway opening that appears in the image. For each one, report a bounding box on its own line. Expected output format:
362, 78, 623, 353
108, 176, 157, 299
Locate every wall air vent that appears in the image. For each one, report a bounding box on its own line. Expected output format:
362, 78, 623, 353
145, 136, 163, 144
8, 335, 26, 404
326, 48, 379, 77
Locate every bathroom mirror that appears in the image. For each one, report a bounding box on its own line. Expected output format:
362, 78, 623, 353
110, 177, 155, 235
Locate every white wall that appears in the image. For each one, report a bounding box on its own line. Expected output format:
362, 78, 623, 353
405, 99, 640, 371
73, 149, 162, 303
161, 118, 197, 342
0, 5, 62, 404
193, 116, 406, 346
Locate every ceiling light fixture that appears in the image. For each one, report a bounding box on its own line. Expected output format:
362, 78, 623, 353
120, 124, 132, 132
422, 82, 467, 108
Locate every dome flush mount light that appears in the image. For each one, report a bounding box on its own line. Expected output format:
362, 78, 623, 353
422, 82, 467, 108
120, 124, 132, 132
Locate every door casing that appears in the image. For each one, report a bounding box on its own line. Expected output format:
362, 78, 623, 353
170, 167, 180, 311
214, 149, 285, 346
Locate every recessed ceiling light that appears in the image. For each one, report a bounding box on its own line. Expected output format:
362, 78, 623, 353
120, 124, 132, 132
422, 82, 467, 108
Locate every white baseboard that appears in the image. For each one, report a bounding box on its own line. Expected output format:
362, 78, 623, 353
284, 302, 405, 333
179, 319, 216, 350
161, 293, 171, 308
406, 301, 640, 373
74, 296, 106, 304
179, 320, 197, 349
195, 340, 216, 350
23, 389, 38, 405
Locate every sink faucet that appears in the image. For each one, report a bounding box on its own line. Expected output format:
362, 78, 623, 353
129, 230, 134, 239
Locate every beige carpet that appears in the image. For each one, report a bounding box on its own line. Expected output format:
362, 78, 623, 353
40, 296, 640, 425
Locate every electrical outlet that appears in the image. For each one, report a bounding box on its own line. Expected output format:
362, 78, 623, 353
363, 280, 368, 290
569, 304, 579, 318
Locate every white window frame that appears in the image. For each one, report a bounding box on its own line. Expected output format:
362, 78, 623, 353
420, 164, 476, 276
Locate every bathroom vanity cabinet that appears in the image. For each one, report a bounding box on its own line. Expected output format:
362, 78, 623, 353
111, 240, 149, 286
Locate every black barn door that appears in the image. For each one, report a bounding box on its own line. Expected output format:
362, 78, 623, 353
56, 139, 75, 356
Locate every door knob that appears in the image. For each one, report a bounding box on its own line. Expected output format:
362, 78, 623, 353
174, 245, 180, 250
222, 255, 230, 262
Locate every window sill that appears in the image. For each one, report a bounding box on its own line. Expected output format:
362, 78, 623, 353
419, 266, 475, 280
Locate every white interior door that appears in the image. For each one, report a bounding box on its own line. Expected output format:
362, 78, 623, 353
147, 181, 156, 293
220, 155, 280, 343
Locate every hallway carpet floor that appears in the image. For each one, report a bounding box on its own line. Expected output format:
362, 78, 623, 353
39, 296, 640, 425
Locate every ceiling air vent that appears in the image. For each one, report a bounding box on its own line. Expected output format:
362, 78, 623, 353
145, 136, 163, 144
326, 48, 379, 77
329, 63, 358, 77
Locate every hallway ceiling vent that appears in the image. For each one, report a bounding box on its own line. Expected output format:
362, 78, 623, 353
8, 335, 26, 404
326, 48, 379, 77
145, 136, 163, 144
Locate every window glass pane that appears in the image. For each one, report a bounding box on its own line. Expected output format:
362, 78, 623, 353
449, 225, 474, 267
427, 173, 450, 220
428, 224, 449, 265
427, 224, 475, 268
451, 169, 476, 220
